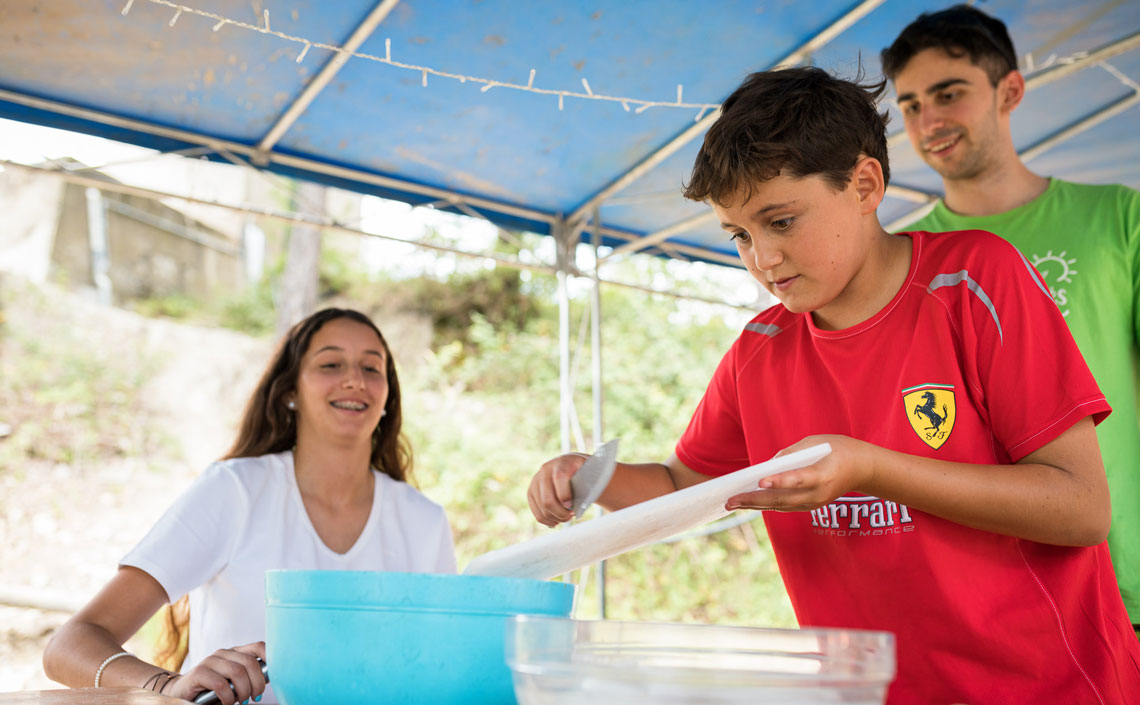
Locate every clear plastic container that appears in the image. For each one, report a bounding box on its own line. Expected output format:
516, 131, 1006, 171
506, 616, 895, 705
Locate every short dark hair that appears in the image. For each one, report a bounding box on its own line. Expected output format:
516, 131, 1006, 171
683, 66, 890, 206
881, 4, 1017, 86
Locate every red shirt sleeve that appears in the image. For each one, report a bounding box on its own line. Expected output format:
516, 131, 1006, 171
937, 232, 1110, 462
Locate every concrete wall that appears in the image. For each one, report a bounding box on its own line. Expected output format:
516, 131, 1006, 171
47, 183, 245, 301
1, 161, 369, 304
0, 168, 64, 282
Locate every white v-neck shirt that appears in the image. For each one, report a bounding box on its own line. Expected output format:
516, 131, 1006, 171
121, 450, 456, 689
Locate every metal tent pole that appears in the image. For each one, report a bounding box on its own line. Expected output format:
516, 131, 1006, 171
255, 0, 400, 160
554, 218, 574, 454
83, 187, 113, 305
590, 206, 607, 618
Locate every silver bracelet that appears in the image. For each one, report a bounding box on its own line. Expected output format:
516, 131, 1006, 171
94, 651, 133, 688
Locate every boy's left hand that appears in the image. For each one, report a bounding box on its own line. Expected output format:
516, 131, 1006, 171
725, 435, 877, 512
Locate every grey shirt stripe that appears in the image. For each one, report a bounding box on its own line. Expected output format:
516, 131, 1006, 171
927, 270, 1003, 344
744, 322, 782, 338
1015, 250, 1054, 300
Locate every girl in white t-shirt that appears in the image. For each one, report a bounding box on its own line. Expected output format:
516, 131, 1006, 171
42, 308, 456, 704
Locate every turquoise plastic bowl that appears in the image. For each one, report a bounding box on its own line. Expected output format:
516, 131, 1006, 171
265, 570, 574, 705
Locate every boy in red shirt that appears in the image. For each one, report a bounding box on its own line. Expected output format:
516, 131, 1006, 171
527, 67, 1140, 704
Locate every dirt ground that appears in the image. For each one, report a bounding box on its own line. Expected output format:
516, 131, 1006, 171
0, 457, 201, 692
0, 277, 271, 692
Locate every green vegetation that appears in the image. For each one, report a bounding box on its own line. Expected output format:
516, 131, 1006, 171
424, 294, 791, 625
357, 248, 795, 627
0, 277, 172, 471
127, 270, 277, 336
0, 230, 795, 629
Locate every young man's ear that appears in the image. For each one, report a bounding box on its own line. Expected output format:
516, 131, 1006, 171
997, 69, 1026, 114
852, 156, 886, 215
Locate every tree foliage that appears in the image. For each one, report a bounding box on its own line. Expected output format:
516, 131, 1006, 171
395, 266, 795, 626
9, 232, 795, 629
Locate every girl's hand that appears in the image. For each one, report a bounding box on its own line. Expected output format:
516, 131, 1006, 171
725, 436, 879, 512
527, 453, 589, 527
163, 642, 267, 705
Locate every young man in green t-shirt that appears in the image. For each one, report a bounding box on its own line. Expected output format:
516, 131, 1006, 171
882, 4, 1140, 633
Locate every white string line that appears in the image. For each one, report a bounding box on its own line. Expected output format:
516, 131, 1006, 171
1099, 60, 1140, 93
131, 0, 720, 116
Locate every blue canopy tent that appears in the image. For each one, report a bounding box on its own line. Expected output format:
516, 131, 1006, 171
2, 2, 1138, 587
2, 0, 1137, 260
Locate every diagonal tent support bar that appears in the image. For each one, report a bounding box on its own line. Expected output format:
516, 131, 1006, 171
772, 0, 886, 68
2, 158, 557, 274
888, 29, 1140, 148
255, 0, 400, 160
566, 110, 719, 229
1023, 28, 1140, 90
595, 224, 741, 266
884, 202, 937, 233
59, 145, 218, 173
0, 88, 556, 228
602, 188, 686, 207
594, 276, 755, 309
212, 148, 333, 223
1019, 90, 1140, 163
0, 89, 751, 267
565, 0, 887, 228
599, 181, 939, 265
427, 196, 535, 251
887, 183, 939, 203
886, 88, 1140, 230
1025, 0, 1126, 61
602, 209, 719, 262
4, 159, 756, 308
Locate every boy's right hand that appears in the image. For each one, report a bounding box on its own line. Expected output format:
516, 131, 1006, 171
527, 453, 589, 527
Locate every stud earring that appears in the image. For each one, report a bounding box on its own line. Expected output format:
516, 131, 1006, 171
287, 400, 296, 410
380, 409, 387, 418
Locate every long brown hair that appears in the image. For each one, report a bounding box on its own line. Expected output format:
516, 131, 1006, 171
225, 307, 413, 481
155, 308, 412, 671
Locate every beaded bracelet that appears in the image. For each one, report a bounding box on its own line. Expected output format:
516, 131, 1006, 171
94, 651, 132, 687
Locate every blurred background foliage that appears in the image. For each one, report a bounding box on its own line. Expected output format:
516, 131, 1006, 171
0, 226, 795, 629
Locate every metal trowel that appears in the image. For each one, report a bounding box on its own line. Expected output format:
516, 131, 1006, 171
569, 439, 619, 517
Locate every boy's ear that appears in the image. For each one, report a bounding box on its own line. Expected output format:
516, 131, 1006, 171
852, 156, 885, 215
997, 70, 1026, 114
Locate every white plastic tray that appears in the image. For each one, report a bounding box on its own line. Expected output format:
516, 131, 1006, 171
464, 443, 831, 580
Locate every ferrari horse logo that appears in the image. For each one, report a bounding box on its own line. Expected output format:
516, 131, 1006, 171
902, 384, 956, 450
914, 392, 948, 433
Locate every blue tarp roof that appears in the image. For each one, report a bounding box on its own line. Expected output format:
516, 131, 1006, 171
2, 0, 1138, 267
